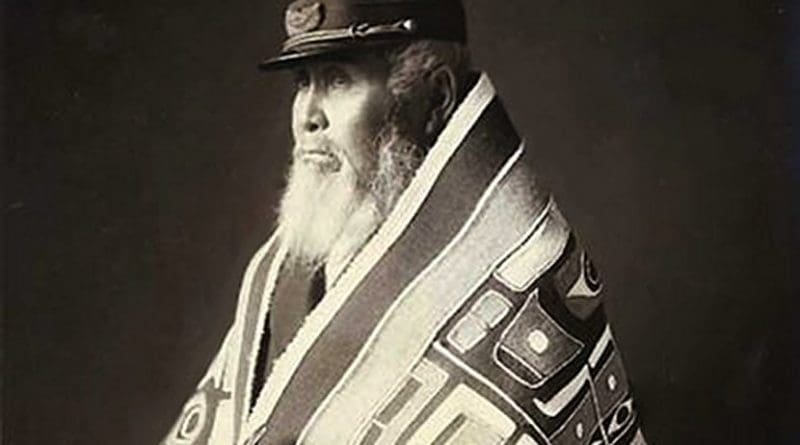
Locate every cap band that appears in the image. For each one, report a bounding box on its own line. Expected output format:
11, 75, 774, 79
282, 18, 418, 52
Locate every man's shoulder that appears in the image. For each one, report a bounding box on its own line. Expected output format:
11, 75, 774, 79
243, 233, 281, 280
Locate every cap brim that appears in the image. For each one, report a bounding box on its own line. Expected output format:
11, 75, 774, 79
258, 38, 411, 72
258, 48, 342, 71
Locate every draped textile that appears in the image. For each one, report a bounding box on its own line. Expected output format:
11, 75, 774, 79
162, 73, 647, 445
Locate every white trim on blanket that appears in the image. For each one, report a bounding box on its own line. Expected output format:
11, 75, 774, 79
218, 233, 277, 444
241, 240, 288, 423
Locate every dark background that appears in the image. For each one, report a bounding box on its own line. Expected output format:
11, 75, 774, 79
5, 0, 798, 443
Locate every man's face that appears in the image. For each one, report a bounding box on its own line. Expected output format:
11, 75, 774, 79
291, 56, 392, 180
278, 55, 405, 266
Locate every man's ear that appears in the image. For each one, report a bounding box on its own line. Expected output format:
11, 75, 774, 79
425, 65, 458, 137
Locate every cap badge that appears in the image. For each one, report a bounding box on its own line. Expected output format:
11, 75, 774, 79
285, 1, 325, 37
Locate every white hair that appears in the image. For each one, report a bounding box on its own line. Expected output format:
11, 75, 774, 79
383, 41, 472, 146
386, 40, 471, 99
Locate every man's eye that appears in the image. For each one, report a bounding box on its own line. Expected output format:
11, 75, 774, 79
327, 70, 351, 89
293, 71, 310, 90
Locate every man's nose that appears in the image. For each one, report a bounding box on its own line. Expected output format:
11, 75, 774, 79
301, 89, 328, 134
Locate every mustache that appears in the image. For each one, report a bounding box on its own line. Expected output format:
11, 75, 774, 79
293, 139, 338, 156
293, 139, 344, 173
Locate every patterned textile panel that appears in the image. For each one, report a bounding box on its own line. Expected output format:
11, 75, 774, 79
163, 378, 231, 445
350, 228, 642, 445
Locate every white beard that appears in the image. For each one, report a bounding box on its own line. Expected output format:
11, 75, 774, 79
276, 123, 423, 271
277, 150, 372, 268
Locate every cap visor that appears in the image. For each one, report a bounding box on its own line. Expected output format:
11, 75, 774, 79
258, 48, 337, 71
258, 38, 411, 71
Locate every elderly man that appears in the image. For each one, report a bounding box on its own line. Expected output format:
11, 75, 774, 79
163, 0, 647, 444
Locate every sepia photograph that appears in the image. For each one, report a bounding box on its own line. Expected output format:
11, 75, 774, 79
5, 0, 798, 444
